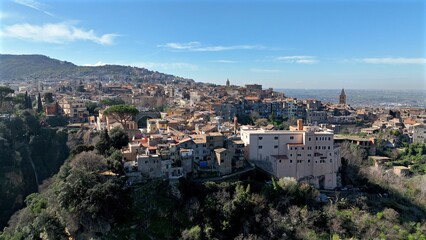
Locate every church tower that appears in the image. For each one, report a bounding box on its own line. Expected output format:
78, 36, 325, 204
226, 78, 230, 87
339, 88, 346, 105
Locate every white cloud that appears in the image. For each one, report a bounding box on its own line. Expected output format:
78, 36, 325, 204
83, 61, 107, 67
250, 68, 282, 73
210, 60, 236, 63
14, 0, 54, 17
1, 22, 117, 45
160, 42, 263, 52
360, 57, 426, 64
133, 62, 199, 71
276, 56, 318, 64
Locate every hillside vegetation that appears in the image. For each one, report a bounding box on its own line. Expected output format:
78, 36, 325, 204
0, 54, 193, 83
0, 111, 69, 229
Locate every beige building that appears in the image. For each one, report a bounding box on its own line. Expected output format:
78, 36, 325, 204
59, 98, 89, 123
240, 123, 341, 189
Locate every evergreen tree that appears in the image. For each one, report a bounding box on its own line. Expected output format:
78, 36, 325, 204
96, 129, 111, 155
24, 91, 30, 109
37, 93, 43, 113
27, 95, 32, 109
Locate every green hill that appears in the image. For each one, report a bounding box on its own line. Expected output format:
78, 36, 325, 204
0, 54, 193, 83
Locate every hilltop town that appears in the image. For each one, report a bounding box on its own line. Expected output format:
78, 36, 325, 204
1, 57, 425, 187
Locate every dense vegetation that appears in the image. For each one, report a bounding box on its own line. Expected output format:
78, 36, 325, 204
0, 111, 69, 229
0, 54, 193, 83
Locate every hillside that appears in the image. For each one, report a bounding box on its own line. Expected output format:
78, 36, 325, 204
0, 54, 194, 84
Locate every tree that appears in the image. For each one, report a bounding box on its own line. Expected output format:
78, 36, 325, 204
96, 129, 111, 155
109, 127, 129, 149
37, 92, 43, 113
43, 92, 54, 104
0, 86, 14, 108
103, 105, 139, 129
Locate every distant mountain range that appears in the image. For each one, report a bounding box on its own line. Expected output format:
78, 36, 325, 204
0, 54, 194, 84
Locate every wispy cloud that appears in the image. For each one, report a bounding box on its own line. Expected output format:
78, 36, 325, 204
359, 57, 426, 64
159, 41, 264, 52
14, 0, 54, 17
250, 68, 282, 73
210, 60, 237, 63
133, 62, 199, 71
0, 12, 14, 19
276, 56, 318, 64
1, 22, 118, 45
84, 61, 107, 67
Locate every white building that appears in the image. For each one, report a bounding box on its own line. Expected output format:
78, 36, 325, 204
240, 122, 341, 189
413, 124, 426, 144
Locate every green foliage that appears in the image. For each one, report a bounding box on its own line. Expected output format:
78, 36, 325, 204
96, 129, 111, 155
25, 193, 47, 214
103, 105, 139, 129
36, 93, 43, 113
45, 115, 69, 127
106, 149, 124, 174
0, 113, 69, 229
109, 127, 129, 149
85, 101, 100, 115
43, 92, 53, 104
1, 150, 129, 239
0, 86, 14, 108
182, 225, 202, 240
70, 144, 95, 156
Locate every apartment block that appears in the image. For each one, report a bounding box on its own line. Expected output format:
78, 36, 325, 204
240, 122, 341, 189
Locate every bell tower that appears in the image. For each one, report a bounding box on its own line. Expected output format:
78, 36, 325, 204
339, 88, 346, 105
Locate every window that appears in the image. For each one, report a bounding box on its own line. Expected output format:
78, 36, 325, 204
308, 154, 311, 156
290, 160, 293, 163
328, 137, 331, 141
221, 159, 224, 163
279, 160, 282, 163
258, 146, 263, 149
290, 147, 293, 150
274, 136, 278, 140
290, 136, 294, 140
308, 159, 311, 163
316, 137, 318, 141
330, 159, 332, 163
290, 154, 293, 156
328, 146, 331, 150
297, 154, 301, 156
309, 137, 311, 141
259, 137, 263, 140
274, 145, 278, 149
302, 147, 304, 150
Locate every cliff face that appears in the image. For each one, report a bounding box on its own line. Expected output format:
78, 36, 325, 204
0, 111, 69, 229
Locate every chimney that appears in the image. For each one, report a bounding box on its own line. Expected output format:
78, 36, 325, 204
297, 119, 303, 131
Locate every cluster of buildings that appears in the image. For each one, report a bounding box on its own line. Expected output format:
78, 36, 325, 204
3, 78, 426, 190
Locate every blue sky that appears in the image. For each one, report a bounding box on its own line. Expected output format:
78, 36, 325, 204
0, 0, 425, 90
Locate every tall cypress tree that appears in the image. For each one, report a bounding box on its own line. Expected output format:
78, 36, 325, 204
37, 92, 43, 113
96, 129, 111, 155
24, 91, 29, 109
27, 95, 32, 109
